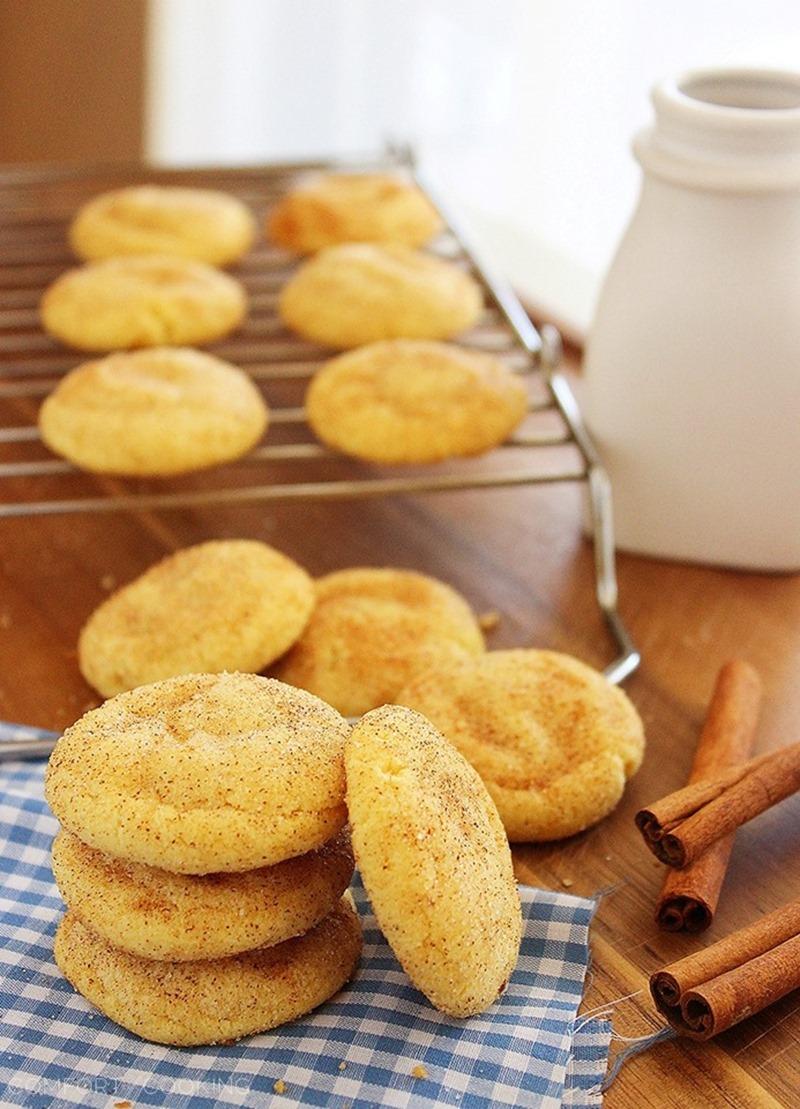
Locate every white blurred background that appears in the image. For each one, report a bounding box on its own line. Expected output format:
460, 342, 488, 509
145, 0, 800, 335
1, 1, 799, 336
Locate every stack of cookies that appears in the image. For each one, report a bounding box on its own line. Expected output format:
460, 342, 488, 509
45, 672, 362, 1046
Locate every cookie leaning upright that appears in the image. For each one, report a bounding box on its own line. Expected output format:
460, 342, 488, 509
45, 672, 350, 872
397, 649, 645, 841
267, 172, 442, 253
279, 243, 483, 349
345, 704, 522, 1017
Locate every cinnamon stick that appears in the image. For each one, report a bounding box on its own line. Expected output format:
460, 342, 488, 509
655, 660, 761, 932
636, 740, 800, 869
650, 898, 800, 1039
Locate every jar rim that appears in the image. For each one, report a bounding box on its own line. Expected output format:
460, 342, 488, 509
656, 68, 800, 128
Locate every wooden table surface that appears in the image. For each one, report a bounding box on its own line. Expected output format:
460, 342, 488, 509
1, 221, 798, 1102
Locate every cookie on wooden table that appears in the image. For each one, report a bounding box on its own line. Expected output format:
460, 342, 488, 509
70, 185, 255, 266
267, 173, 442, 253
306, 339, 528, 463
54, 896, 361, 1045
345, 705, 521, 1017
396, 649, 645, 841
78, 539, 313, 697
278, 243, 483, 349
41, 255, 247, 351
45, 673, 350, 873
273, 567, 484, 717
52, 828, 354, 961
39, 347, 267, 476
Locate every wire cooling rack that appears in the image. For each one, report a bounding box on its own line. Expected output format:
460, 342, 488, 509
0, 147, 639, 685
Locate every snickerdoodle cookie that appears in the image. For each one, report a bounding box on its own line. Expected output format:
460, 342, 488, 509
278, 244, 483, 349
274, 567, 484, 717
267, 173, 442, 253
346, 705, 521, 1017
54, 897, 361, 1045
69, 185, 255, 266
52, 828, 354, 961
306, 340, 528, 463
78, 540, 313, 697
45, 673, 350, 872
397, 649, 645, 842
41, 255, 247, 351
39, 347, 267, 476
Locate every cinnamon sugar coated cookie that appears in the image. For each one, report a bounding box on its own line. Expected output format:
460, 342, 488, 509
306, 340, 529, 463
54, 897, 362, 1045
41, 255, 247, 351
69, 185, 255, 265
267, 173, 442, 253
45, 673, 350, 872
78, 540, 313, 697
274, 567, 484, 717
396, 649, 645, 841
278, 243, 483, 349
345, 705, 521, 1017
52, 828, 354, 961
39, 348, 267, 476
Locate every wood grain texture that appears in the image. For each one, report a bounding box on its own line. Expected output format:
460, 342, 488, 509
0, 170, 799, 1107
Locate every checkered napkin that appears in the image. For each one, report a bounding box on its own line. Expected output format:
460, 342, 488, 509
0, 726, 610, 1109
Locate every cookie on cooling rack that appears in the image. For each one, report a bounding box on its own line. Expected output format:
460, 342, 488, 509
266, 172, 442, 253
40, 255, 247, 351
306, 339, 529, 463
52, 827, 354, 961
273, 566, 484, 717
278, 243, 483, 349
78, 539, 314, 697
396, 649, 645, 842
346, 705, 521, 1017
54, 896, 361, 1045
38, 347, 267, 476
69, 185, 255, 266
46, 673, 350, 873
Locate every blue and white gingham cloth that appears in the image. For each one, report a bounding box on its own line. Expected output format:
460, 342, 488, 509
0, 726, 610, 1108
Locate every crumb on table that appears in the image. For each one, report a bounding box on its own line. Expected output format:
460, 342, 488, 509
479, 610, 500, 632
411, 1064, 429, 1079
273, 1079, 287, 1094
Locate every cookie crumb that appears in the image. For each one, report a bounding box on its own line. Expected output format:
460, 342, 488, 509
100, 573, 116, 591
0, 612, 11, 629
561, 878, 573, 888
114, 1102, 133, 1108
338, 1061, 347, 1071
478, 610, 500, 632
273, 1079, 287, 1094
411, 1064, 429, 1079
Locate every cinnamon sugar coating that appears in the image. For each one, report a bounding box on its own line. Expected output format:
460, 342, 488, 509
45, 673, 350, 872
345, 705, 521, 1017
397, 649, 645, 841
52, 827, 354, 960
54, 897, 362, 1045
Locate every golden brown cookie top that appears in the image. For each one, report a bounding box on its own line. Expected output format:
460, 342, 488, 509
278, 243, 483, 349
274, 567, 484, 717
306, 339, 529, 463
396, 649, 645, 841
39, 347, 268, 476
345, 704, 522, 1017
70, 185, 255, 265
41, 254, 247, 351
46, 672, 350, 872
267, 173, 442, 253
78, 539, 313, 697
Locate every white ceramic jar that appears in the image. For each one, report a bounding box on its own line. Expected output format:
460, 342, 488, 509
581, 68, 800, 570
